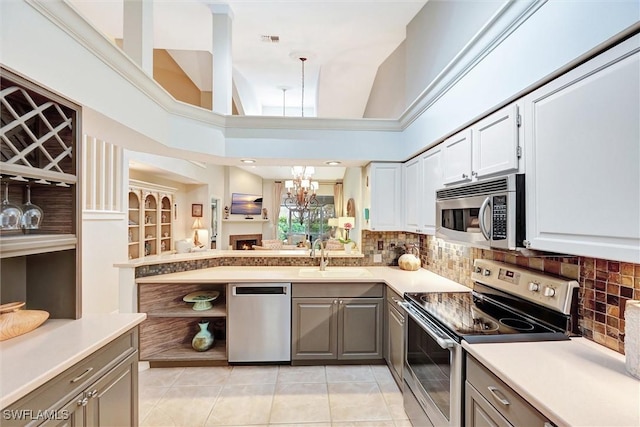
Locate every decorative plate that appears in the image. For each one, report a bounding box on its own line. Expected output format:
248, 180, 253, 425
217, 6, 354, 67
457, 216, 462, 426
183, 291, 220, 311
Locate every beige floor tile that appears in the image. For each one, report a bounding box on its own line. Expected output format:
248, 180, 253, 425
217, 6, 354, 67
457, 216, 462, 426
277, 365, 326, 383
326, 365, 375, 383
139, 386, 170, 422
141, 385, 222, 427
205, 383, 275, 426
269, 382, 331, 424
226, 365, 279, 384
377, 382, 408, 420
393, 420, 414, 427
371, 365, 395, 384
139, 368, 185, 388
173, 366, 233, 386
328, 382, 392, 422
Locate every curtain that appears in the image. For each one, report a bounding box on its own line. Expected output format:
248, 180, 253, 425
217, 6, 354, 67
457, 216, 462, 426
333, 183, 344, 217
272, 181, 284, 238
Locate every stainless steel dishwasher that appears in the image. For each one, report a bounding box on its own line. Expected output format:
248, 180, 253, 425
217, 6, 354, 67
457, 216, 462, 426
228, 282, 291, 363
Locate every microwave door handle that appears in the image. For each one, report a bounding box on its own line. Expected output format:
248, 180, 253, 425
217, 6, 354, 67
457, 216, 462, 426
479, 196, 492, 241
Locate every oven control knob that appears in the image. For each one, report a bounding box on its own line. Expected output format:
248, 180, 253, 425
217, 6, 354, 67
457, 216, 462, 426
474, 266, 482, 273
483, 269, 491, 276
543, 287, 556, 297
528, 282, 540, 292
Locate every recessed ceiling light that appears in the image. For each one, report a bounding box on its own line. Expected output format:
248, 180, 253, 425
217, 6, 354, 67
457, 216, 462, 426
325, 161, 341, 166
241, 159, 256, 164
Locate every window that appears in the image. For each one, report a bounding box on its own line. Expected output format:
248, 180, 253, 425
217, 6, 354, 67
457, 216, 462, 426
278, 195, 334, 244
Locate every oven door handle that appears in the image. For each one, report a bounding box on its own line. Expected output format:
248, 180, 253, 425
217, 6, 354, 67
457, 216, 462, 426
479, 196, 492, 242
398, 301, 456, 349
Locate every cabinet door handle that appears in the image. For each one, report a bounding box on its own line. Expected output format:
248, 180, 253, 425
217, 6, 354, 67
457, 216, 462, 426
77, 397, 89, 407
339, 300, 343, 305
87, 389, 98, 398
71, 367, 93, 383
333, 300, 338, 305
487, 386, 510, 406
462, 173, 468, 179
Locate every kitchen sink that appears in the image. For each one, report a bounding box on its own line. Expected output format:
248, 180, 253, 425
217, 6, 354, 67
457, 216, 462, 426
298, 267, 373, 278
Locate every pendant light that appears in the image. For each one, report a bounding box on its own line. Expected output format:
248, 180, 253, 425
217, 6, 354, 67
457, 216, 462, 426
299, 57, 307, 117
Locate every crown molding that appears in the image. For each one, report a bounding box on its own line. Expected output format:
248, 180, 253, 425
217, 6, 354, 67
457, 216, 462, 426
398, 0, 548, 130
224, 115, 401, 132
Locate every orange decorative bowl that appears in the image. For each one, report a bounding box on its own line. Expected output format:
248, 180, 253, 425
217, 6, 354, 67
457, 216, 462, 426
0, 302, 49, 341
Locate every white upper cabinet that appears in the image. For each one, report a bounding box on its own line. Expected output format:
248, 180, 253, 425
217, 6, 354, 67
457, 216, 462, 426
367, 163, 403, 231
472, 103, 520, 179
420, 145, 443, 235
524, 34, 640, 263
443, 103, 521, 186
403, 157, 421, 233
442, 128, 472, 185
403, 145, 443, 234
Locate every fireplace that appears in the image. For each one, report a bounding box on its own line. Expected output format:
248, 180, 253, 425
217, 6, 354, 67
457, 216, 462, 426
229, 234, 262, 250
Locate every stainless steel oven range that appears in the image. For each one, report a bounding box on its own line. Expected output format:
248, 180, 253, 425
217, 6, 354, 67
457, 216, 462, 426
399, 259, 580, 427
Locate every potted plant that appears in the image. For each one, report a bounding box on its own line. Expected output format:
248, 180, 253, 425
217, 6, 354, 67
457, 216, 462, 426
339, 221, 355, 253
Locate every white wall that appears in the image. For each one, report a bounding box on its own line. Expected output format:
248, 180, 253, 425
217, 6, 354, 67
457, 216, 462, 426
219, 167, 264, 248
404, 0, 506, 109
82, 216, 126, 314
342, 167, 363, 247
364, 42, 406, 118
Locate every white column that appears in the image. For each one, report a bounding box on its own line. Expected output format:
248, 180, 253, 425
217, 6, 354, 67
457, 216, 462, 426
123, 0, 154, 75
209, 4, 234, 115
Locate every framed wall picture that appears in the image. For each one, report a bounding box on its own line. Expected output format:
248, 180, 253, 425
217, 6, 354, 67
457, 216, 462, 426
191, 203, 203, 217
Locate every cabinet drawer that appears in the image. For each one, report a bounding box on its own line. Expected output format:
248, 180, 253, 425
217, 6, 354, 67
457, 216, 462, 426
466, 355, 549, 426
386, 287, 403, 306
4, 329, 137, 421
293, 283, 383, 298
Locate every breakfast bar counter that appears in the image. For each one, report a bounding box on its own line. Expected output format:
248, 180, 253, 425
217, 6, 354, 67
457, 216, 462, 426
134, 265, 472, 296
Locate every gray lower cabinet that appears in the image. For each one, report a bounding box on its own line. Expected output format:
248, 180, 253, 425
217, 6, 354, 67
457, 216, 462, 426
291, 298, 339, 359
385, 288, 404, 386
3, 329, 138, 427
291, 283, 384, 361
465, 355, 552, 427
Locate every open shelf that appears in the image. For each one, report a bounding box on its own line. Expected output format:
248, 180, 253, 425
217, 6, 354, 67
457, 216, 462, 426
146, 303, 227, 318
145, 341, 227, 362
0, 234, 77, 258
138, 283, 227, 365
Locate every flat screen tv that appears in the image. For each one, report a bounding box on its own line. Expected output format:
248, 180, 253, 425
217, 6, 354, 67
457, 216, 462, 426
230, 193, 263, 216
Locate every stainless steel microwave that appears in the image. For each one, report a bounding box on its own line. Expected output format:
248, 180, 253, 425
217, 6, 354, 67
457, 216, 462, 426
436, 174, 525, 250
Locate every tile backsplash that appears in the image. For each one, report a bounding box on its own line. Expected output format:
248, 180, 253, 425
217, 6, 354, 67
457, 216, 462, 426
363, 231, 640, 354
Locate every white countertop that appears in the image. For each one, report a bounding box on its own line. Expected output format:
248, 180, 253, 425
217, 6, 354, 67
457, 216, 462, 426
135, 265, 472, 296
115, 249, 364, 268
0, 313, 146, 408
463, 338, 640, 427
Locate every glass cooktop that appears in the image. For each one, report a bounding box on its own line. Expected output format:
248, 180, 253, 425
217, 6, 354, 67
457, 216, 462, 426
404, 290, 569, 343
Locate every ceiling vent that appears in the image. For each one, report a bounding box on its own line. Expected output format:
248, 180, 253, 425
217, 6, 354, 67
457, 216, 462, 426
261, 35, 280, 43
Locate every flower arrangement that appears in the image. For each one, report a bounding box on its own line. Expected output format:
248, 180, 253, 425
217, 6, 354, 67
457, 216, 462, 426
339, 222, 353, 244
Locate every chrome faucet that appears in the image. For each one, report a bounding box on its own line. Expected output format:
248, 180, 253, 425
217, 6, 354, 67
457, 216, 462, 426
311, 238, 330, 271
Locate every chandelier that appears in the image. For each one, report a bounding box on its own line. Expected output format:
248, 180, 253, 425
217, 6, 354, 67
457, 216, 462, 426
284, 166, 319, 223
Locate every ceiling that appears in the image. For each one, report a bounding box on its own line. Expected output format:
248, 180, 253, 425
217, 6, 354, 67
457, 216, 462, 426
71, 0, 426, 181
69, 0, 426, 118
